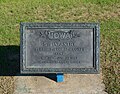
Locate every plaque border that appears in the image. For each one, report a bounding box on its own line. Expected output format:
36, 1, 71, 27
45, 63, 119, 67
20, 23, 100, 74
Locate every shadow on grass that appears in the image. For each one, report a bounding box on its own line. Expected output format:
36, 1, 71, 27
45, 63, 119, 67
0, 45, 56, 82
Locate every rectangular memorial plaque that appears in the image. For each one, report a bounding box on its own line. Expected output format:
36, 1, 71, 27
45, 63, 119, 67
20, 23, 100, 74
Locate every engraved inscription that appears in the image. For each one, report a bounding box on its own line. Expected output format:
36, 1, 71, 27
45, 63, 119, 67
41, 41, 75, 46
29, 30, 81, 39
46, 30, 80, 39
26, 29, 93, 68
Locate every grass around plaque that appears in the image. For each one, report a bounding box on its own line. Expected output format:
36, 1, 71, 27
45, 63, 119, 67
0, 0, 120, 94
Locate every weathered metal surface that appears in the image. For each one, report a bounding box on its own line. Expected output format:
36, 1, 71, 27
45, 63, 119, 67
20, 23, 100, 73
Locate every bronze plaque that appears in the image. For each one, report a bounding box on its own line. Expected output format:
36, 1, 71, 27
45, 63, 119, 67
20, 23, 100, 73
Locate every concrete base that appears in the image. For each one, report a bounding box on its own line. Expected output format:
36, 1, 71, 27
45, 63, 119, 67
13, 74, 108, 94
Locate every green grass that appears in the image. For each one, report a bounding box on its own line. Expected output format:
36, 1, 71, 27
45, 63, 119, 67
0, 0, 120, 94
